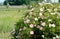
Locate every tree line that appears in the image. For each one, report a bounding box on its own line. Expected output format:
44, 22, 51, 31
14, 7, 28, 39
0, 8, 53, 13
3, 0, 44, 5
4, 0, 60, 5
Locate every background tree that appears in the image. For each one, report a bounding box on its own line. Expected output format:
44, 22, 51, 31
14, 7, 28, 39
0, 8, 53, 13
3, 0, 44, 5
59, 0, 60, 2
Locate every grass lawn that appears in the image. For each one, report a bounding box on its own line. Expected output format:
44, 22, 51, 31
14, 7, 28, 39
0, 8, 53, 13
0, 6, 29, 39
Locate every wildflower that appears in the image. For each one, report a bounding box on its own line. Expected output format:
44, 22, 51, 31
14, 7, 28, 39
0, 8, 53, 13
41, 22, 46, 26
49, 24, 55, 27
50, 13, 56, 15
34, 18, 38, 21
37, 25, 40, 29
40, 8, 44, 12
29, 12, 32, 15
39, 13, 43, 18
30, 8, 35, 11
39, 27, 43, 30
23, 27, 26, 30
47, 9, 51, 12
48, 19, 52, 22
30, 31, 34, 35
54, 8, 58, 11
29, 24, 34, 28
24, 19, 30, 23
19, 28, 22, 31
39, 13, 43, 16
42, 35, 44, 38
51, 24, 55, 27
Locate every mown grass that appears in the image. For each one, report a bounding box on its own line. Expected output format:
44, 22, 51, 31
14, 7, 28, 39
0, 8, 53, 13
0, 6, 29, 39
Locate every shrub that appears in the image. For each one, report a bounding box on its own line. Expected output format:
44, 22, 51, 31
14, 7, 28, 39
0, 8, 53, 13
12, 3, 60, 39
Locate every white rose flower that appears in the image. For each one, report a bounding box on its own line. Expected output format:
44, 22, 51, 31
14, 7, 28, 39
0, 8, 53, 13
48, 19, 52, 22
49, 24, 55, 27
19, 28, 22, 31
30, 31, 34, 35
34, 18, 38, 21
29, 24, 34, 28
39, 13, 43, 16
39, 27, 43, 30
41, 22, 46, 26
54, 8, 58, 11
50, 13, 56, 15
42, 35, 44, 38
51, 24, 55, 27
47, 9, 51, 12
40, 8, 44, 11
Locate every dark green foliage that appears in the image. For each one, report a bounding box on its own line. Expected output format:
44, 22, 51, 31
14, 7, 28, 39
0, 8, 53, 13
3, 1, 7, 5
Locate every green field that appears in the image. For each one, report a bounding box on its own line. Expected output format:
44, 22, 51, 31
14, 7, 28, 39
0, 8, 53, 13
0, 6, 28, 39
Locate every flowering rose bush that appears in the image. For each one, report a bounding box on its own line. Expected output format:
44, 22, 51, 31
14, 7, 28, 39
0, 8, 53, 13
12, 3, 60, 39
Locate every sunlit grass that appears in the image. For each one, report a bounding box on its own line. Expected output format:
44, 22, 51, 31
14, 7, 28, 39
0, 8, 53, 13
0, 6, 29, 39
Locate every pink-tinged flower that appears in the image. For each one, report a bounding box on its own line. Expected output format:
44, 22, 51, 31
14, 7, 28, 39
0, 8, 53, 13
29, 24, 34, 28
30, 31, 34, 35
48, 19, 52, 22
34, 18, 38, 21
56, 35, 60, 38
53, 37, 56, 39
42, 35, 44, 38
24, 19, 30, 23
41, 22, 46, 26
40, 8, 44, 11
39, 27, 43, 30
